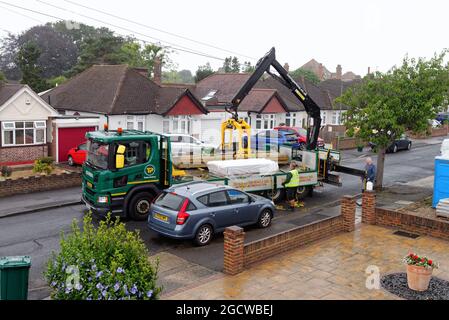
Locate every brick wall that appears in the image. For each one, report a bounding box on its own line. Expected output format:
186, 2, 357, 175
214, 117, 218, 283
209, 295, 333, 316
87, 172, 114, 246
0, 171, 81, 197
361, 191, 449, 241
375, 208, 449, 241
0, 145, 49, 165
242, 216, 343, 268
431, 124, 449, 137
331, 137, 364, 150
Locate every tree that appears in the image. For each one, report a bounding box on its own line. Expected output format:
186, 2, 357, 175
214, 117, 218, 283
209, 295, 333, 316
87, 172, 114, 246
47, 75, 68, 88
194, 63, 214, 83
178, 69, 194, 83
222, 57, 232, 73
290, 67, 320, 85
162, 70, 182, 83
140, 44, 173, 78
0, 71, 5, 82
242, 61, 255, 73
231, 57, 240, 73
68, 34, 127, 76
336, 51, 449, 189
16, 42, 48, 92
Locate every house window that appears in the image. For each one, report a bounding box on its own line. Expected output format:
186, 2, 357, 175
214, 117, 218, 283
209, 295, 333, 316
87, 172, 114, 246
162, 119, 170, 133
126, 115, 145, 131
321, 112, 327, 125
2, 121, 46, 146
332, 112, 338, 125
256, 114, 262, 129
262, 114, 276, 129
285, 113, 297, 127
164, 116, 192, 134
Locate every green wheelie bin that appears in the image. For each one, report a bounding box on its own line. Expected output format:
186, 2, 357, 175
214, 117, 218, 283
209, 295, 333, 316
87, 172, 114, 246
0, 256, 31, 300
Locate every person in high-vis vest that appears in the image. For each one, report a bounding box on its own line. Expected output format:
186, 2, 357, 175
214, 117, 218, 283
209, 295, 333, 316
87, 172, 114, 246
282, 162, 300, 211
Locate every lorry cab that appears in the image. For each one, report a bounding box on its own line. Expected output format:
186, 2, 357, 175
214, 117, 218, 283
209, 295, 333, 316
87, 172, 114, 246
82, 129, 172, 220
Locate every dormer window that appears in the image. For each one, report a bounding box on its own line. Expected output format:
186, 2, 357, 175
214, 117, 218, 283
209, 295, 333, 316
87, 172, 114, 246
202, 90, 217, 101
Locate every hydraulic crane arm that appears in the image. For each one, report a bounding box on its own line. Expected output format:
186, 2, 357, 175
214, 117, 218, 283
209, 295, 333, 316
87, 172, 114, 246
228, 47, 322, 150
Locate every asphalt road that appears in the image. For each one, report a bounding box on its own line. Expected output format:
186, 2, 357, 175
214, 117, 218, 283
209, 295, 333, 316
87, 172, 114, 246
0, 140, 441, 299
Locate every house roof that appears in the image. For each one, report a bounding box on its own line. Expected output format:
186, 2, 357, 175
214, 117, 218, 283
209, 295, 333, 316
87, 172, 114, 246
0, 83, 25, 106
318, 79, 361, 100
238, 89, 288, 113
41, 65, 207, 116
194, 73, 251, 104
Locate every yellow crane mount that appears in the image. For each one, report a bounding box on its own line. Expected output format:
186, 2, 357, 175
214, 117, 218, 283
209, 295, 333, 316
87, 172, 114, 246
220, 117, 251, 158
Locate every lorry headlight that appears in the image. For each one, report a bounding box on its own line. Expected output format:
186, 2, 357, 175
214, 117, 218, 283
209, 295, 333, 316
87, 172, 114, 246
98, 196, 109, 203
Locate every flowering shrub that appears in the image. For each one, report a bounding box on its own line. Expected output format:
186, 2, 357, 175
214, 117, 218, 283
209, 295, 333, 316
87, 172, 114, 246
45, 213, 161, 300
403, 253, 438, 269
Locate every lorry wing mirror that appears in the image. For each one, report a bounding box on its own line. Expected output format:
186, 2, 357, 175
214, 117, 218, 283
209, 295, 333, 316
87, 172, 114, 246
116, 145, 126, 169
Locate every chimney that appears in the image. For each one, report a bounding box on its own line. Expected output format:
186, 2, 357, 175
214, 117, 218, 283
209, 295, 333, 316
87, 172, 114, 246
284, 63, 290, 73
336, 64, 342, 80
318, 63, 324, 80
153, 57, 162, 85
367, 66, 371, 75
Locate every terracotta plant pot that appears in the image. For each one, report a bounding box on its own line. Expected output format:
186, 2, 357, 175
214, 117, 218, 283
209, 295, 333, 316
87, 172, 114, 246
406, 265, 433, 291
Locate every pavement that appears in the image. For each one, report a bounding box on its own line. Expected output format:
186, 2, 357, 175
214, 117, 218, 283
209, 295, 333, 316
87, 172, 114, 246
0, 134, 445, 299
166, 224, 449, 300
0, 187, 81, 219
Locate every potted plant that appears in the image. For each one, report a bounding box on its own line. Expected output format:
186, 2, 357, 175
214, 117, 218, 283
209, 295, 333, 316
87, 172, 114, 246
403, 253, 438, 291
356, 142, 364, 152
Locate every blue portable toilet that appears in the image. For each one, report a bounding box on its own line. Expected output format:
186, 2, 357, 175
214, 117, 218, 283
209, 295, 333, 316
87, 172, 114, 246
433, 157, 449, 208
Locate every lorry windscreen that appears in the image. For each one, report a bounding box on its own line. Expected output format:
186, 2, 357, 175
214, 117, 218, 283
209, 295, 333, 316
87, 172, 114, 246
86, 140, 109, 169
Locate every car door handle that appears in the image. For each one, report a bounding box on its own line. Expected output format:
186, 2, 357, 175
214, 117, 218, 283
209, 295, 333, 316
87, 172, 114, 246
210, 213, 216, 217
233, 209, 239, 213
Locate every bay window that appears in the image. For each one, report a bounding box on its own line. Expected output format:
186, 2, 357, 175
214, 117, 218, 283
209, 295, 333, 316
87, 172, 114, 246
2, 121, 46, 146
163, 116, 192, 134
126, 115, 145, 131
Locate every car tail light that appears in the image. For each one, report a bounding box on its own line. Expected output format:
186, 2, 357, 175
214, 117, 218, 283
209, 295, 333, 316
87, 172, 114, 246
176, 199, 190, 225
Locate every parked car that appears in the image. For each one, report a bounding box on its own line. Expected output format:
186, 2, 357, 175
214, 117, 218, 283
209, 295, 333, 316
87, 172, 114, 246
436, 112, 449, 124
67, 142, 88, 166
274, 126, 325, 149
167, 134, 215, 156
429, 119, 442, 128
369, 134, 412, 153
148, 182, 275, 246
246, 129, 301, 151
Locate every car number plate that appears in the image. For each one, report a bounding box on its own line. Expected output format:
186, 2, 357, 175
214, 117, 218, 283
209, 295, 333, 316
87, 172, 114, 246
154, 213, 168, 222
87, 181, 93, 188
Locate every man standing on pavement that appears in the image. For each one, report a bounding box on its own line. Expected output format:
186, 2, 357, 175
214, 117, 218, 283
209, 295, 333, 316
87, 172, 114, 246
282, 162, 300, 211
365, 157, 376, 189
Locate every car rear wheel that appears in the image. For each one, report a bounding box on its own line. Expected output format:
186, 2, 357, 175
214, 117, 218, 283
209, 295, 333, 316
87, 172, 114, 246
128, 192, 154, 221
407, 142, 412, 150
194, 224, 213, 246
68, 156, 74, 166
257, 209, 272, 228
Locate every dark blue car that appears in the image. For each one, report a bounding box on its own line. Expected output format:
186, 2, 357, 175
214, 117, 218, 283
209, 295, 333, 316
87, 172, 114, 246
246, 130, 300, 151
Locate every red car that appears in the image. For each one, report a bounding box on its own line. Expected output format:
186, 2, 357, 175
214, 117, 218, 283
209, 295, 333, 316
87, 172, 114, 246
67, 142, 88, 166
274, 126, 325, 149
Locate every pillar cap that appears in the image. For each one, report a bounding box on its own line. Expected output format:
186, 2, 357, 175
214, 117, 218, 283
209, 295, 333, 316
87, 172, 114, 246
225, 225, 244, 233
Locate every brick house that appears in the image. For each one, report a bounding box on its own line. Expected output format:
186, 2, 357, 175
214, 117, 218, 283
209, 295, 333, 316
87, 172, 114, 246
0, 83, 58, 165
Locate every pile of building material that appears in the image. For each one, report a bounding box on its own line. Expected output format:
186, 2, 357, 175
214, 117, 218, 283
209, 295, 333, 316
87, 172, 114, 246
436, 198, 449, 218
207, 158, 279, 177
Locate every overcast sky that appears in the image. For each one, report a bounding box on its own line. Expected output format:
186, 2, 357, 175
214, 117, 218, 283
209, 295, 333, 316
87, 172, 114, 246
1, 0, 448, 76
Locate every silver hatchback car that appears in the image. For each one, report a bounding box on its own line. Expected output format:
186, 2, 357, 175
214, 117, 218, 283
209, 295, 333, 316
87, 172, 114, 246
148, 181, 275, 246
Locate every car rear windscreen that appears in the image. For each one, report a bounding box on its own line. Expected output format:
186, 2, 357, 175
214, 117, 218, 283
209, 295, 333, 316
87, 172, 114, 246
155, 192, 184, 210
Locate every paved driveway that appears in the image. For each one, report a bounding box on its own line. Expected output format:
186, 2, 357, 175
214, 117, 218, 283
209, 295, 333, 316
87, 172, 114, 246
166, 224, 449, 300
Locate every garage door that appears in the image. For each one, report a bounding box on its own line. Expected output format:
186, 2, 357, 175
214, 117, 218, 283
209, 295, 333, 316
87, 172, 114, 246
58, 127, 96, 162
200, 119, 222, 147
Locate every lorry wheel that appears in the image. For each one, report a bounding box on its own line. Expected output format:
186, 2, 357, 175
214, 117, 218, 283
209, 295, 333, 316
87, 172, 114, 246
296, 186, 312, 200
68, 156, 74, 166
128, 192, 154, 221
265, 188, 285, 203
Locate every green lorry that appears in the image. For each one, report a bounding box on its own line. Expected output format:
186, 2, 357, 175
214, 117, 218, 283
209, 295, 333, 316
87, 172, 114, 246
81, 129, 350, 221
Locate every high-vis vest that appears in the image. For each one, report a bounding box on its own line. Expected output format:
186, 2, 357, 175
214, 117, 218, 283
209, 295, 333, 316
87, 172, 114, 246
285, 169, 300, 188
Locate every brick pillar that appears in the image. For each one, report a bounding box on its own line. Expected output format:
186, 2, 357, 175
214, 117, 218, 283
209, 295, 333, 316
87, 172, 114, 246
223, 226, 245, 275
362, 191, 376, 225
341, 195, 356, 232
